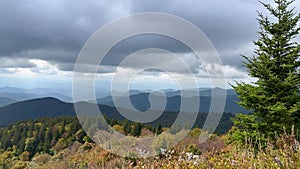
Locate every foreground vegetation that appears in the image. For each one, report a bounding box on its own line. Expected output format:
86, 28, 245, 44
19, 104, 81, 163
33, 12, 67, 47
0, 119, 299, 168
0, 116, 299, 169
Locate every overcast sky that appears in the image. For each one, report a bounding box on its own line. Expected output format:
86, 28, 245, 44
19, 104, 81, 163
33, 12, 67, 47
0, 0, 299, 91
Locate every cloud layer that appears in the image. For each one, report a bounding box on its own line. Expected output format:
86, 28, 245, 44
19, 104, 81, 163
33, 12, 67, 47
0, 0, 299, 83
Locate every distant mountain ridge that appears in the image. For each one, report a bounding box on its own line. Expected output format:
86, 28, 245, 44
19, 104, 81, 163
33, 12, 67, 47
0, 97, 119, 127
0, 97, 235, 134
0, 97, 16, 107
0, 87, 249, 127
0, 86, 238, 104
0, 97, 75, 126
97, 88, 248, 113
0, 86, 72, 103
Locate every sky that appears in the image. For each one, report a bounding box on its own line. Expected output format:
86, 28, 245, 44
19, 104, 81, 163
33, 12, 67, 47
0, 0, 300, 92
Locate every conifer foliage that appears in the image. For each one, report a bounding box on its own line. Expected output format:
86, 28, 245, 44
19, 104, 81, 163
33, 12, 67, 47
229, 0, 300, 144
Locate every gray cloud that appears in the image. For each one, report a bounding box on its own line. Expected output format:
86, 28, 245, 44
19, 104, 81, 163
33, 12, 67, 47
0, 0, 130, 63
0, 0, 299, 78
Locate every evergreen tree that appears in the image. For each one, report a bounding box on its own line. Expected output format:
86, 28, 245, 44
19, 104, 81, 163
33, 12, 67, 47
156, 124, 163, 135
130, 123, 142, 137
122, 120, 131, 135
230, 0, 300, 144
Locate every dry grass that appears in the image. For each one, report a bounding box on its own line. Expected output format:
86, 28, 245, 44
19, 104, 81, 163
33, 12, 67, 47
1, 133, 300, 169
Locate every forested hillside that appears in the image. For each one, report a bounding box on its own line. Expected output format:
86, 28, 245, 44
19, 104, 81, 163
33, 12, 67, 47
0, 116, 299, 169
0, 112, 235, 158
0, 97, 235, 134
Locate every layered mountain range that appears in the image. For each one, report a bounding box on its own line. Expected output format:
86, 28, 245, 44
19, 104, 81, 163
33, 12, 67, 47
0, 87, 248, 128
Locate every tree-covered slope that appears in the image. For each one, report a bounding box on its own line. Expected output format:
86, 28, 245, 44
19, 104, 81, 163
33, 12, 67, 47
0, 98, 75, 127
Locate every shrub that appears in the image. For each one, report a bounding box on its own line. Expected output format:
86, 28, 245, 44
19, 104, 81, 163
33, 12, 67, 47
19, 151, 30, 161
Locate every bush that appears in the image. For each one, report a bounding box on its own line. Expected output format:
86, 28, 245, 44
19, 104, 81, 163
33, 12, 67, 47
19, 151, 30, 161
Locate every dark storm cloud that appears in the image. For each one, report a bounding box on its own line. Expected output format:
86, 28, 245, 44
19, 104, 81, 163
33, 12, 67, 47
0, 0, 130, 63
0, 0, 299, 75
96, 0, 262, 69
129, 0, 260, 52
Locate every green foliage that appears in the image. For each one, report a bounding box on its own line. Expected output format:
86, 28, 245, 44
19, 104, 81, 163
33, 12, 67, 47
0, 116, 85, 157
230, 0, 300, 144
122, 120, 131, 135
1, 117, 300, 168
186, 144, 201, 155
129, 123, 142, 137
121, 120, 143, 137
155, 124, 163, 135
112, 124, 123, 133
189, 128, 201, 139
0, 116, 164, 161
